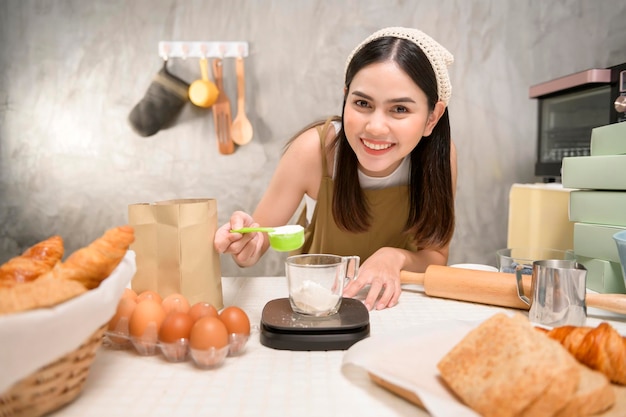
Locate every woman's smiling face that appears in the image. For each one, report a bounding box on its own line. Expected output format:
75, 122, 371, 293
343, 60, 442, 177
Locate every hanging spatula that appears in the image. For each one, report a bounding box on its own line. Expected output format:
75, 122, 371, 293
211, 58, 235, 155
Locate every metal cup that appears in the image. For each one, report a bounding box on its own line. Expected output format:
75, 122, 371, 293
515, 259, 587, 327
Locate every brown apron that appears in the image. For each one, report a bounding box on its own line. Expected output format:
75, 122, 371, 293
293, 119, 417, 261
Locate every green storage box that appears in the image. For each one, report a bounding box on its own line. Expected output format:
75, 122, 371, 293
577, 255, 626, 294
590, 122, 626, 156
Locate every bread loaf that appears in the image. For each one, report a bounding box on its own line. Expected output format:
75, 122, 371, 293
437, 313, 615, 417
555, 365, 615, 417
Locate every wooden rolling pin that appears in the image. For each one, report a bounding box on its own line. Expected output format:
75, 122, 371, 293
400, 265, 626, 315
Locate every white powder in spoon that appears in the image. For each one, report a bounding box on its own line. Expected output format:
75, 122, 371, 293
290, 280, 340, 314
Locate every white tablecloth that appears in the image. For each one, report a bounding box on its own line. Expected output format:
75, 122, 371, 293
49, 277, 626, 417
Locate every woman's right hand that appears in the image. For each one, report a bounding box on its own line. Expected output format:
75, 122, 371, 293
213, 211, 267, 267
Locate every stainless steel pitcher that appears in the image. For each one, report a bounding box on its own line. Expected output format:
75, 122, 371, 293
515, 259, 587, 327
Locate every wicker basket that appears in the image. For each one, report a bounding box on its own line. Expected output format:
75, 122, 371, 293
0, 325, 106, 417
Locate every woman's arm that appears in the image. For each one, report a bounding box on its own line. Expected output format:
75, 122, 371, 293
214, 127, 324, 267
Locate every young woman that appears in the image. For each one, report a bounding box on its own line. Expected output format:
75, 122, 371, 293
214, 27, 457, 310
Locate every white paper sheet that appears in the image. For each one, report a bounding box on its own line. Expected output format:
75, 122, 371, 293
342, 315, 626, 417
0, 251, 136, 392
342, 319, 483, 417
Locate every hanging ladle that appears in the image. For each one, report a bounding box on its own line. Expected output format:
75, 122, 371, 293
188, 57, 219, 108
230, 225, 304, 252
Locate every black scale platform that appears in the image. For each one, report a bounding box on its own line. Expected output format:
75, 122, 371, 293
259, 297, 370, 351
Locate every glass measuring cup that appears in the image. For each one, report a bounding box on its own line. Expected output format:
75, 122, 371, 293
285, 254, 360, 317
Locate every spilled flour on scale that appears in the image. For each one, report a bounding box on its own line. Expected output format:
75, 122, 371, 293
291, 280, 340, 314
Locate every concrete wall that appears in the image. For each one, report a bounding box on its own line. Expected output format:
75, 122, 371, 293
1, 0, 625, 276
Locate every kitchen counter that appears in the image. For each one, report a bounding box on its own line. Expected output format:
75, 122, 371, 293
50, 276, 626, 417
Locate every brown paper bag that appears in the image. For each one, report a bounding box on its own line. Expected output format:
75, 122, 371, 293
128, 198, 223, 309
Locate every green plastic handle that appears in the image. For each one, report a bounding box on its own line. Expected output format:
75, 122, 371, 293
230, 227, 276, 234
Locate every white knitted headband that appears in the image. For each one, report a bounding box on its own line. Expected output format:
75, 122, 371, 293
345, 27, 454, 106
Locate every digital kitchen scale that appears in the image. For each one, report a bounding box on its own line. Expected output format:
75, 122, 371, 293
260, 297, 370, 351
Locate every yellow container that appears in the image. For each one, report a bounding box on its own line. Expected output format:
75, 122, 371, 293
507, 183, 575, 251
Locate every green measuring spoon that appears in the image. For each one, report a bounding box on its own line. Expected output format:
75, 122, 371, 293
230, 225, 305, 252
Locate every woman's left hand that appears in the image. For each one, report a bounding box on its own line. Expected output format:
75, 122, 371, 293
342, 247, 404, 311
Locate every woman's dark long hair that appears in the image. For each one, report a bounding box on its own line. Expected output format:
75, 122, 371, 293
333, 36, 455, 250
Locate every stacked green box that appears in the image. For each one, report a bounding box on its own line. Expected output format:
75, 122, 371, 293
576, 255, 626, 294
562, 122, 626, 294
589, 122, 626, 156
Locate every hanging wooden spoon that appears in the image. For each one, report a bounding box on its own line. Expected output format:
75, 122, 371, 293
231, 57, 253, 146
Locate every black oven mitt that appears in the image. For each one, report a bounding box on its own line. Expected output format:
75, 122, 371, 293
128, 61, 190, 137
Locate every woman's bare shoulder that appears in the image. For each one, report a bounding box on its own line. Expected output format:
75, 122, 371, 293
282, 125, 328, 170
286, 118, 338, 153
277, 124, 332, 196
287, 125, 323, 151
450, 138, 458, 195
275, 127, 318, 175
450, 139, 457, 162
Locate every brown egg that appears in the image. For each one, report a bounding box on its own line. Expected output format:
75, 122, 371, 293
136, 290, 163, 304
162, 293, 190, 315
129, 299, 166, 342
121, 288, 138, 300
108, 297, 137, 343
219, 306, 251, 335
188, 301, 218, 322
189, 316, 229, 350
158, 312, 194, 343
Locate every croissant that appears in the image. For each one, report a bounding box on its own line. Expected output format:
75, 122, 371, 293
544, 323, 626, 385
0, 226, 134, 315
0, 235, 64, 287
53, 225, 135, 289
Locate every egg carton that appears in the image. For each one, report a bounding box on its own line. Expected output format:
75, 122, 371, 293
104, 318, 250, 369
